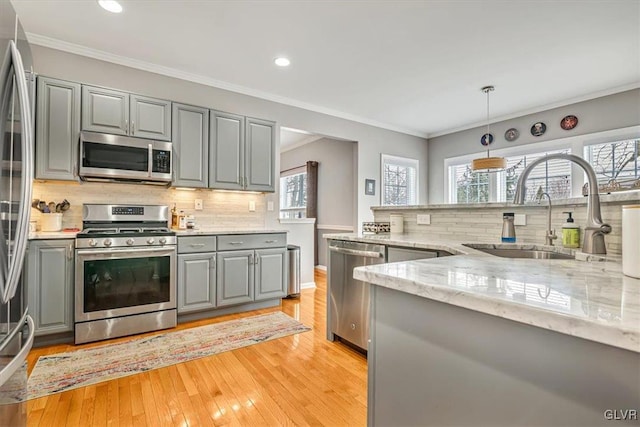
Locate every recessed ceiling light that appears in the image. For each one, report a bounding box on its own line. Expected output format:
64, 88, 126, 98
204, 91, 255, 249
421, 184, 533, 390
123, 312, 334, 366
274, 57, 291, 67
98, 0, 123, 13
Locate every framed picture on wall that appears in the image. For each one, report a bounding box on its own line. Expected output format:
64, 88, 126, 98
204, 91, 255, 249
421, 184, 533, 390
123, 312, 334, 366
365, 179, 376, 195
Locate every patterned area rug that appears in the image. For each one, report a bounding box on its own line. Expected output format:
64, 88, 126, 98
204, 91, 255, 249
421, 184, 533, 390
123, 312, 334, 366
26, 312, 310, 401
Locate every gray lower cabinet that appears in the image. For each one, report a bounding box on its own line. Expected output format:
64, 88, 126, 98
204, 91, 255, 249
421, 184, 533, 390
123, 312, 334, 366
177, 253, 216, 313
254, 247, 287, 301
26, 239, 74, 336
172, 103, 209, 187
35, 77, 81, 180
81, 84, 171, 140
209, 111, 276, 192
216, 250, 254, 306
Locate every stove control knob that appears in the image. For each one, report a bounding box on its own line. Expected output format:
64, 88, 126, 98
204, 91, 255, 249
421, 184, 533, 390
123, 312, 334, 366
103, 239, 113, 247
159, 237, 167, 245
89, 239, 98, 247
126, 238, 135, 246
147, 238, 155, 245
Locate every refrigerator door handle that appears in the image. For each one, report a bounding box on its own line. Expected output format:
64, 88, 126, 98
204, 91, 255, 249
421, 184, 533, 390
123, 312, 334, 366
1, 41, 34, 303
0, 314, 34, 387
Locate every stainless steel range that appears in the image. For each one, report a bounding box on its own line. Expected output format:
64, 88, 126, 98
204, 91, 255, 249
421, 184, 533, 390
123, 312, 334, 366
74, 204, 177, 344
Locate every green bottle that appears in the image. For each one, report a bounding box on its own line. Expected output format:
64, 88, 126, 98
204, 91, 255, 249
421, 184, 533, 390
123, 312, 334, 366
562, 212, 580, 248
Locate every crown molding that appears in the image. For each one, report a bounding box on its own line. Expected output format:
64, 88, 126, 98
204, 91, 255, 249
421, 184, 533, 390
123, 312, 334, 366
27, 33, 429, 139
429, 81, 640, 138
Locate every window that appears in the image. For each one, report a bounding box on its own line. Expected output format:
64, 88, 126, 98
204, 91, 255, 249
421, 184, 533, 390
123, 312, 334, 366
585, 139, 640, 186
451, 165, 489, 203
381, 154, 419, 206
501, 149, 572, 202
279, 170, 307, 219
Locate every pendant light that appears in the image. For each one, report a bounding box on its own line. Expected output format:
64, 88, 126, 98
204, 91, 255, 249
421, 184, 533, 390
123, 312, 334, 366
471, 85, 506, 171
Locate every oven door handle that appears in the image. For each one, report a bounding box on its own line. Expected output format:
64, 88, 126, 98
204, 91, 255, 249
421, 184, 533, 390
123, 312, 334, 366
76, 247, 176, 257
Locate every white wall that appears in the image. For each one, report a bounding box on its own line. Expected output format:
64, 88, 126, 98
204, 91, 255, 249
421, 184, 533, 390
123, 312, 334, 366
277, 219, 316, 288
427, 89, 640, 204
31, 45, 429, 229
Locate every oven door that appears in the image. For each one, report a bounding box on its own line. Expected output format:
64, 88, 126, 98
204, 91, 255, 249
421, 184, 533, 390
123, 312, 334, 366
75, 246, 176, 323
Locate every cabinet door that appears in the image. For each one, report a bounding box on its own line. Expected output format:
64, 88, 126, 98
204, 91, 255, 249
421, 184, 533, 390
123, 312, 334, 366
26, 240, 74, 336
216, 250, 254, 306
35, 77, 81, 180
245, 117, 275, 192
254, 247, 287, 301
209, 111, 244, 190
130, 94, 172, 141
81, 85, 129, 135
172, 103, 208, 187
177, 253, 216, 313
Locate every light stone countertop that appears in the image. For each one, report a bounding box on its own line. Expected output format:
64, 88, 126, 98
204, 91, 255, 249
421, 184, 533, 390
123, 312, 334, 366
174, 228, 286, 236
325, 233, 640, 353
29, 231, 79, 240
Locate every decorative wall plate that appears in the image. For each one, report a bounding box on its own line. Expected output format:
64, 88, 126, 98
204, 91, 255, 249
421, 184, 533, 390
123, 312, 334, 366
480, 133, 494, 146
504, 128, 519, 142
531, 122, 546, 137
560, 115, 578, 130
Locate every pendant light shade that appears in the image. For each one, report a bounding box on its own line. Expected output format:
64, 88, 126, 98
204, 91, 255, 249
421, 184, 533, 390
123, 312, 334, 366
471, 85, 506, 172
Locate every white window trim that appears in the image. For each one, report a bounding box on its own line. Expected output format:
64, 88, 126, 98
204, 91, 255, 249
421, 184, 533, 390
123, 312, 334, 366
381, 153, 420, 206
444, 125, 640, 204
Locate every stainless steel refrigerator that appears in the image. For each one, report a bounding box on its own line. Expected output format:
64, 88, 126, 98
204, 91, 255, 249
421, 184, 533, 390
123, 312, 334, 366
0, 1, 35, 425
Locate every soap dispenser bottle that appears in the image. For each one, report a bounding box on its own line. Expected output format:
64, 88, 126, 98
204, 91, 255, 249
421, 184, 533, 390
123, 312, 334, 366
501, 212, 516, 243
562, 212, 580, 248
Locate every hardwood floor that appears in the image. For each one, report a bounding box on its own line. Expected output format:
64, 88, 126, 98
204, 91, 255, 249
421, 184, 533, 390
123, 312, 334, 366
26, 269, 367, 426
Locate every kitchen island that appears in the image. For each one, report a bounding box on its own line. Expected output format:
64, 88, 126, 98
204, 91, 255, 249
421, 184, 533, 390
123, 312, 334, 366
328, 234, 640, 426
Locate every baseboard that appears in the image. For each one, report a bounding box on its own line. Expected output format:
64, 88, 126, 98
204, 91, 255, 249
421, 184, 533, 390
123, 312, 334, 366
315, 265, 327, 272
301, 282, 316, 289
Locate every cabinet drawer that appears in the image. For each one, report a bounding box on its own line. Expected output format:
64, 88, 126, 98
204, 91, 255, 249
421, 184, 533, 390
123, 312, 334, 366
178, 236, 217, 254
217, 233, 286, 251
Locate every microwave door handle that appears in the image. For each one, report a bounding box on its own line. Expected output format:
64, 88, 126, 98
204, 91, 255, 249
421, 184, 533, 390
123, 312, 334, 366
2, 41, 34, 303
148, 143, 153, 177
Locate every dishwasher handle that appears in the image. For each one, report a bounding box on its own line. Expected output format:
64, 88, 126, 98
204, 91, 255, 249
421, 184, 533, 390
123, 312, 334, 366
329, 246, 385, 259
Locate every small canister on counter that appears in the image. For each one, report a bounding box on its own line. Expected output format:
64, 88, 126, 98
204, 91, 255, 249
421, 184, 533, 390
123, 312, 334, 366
622, 205, 640, 278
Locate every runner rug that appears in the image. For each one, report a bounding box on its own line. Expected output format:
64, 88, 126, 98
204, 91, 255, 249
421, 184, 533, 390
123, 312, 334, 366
26, 311, 310, 401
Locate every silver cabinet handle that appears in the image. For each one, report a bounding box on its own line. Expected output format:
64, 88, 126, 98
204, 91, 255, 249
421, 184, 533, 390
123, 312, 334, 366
189, 243, 206, 248
125, 118, 129, 134
147, 143, 153, 177
2, 41, 33, 303
264, 240, 277, 243
229, 241, 244, 245
248, 254, 254, 264
132, 120, 135, 134
67, 243, 73, 260
255, 255, 260, 265
210, 256, 216, 270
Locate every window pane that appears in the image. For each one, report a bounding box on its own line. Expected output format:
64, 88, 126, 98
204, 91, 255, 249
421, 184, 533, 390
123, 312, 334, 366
451, 164, 489, 203
503, 149, 571, 202
382, 155, 418, 206
279, 172, 307, 218
585, 139, 640, 186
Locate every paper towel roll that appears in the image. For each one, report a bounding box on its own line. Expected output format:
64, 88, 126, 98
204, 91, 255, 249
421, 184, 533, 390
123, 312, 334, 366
390, 214, 404, 234
622, 205, 640, 278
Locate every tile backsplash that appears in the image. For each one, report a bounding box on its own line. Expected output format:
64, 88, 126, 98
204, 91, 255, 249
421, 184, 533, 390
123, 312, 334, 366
32, 181, 266, 229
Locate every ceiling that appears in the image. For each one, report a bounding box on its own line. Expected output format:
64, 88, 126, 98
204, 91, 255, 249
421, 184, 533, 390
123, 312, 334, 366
12, 0, 640, 138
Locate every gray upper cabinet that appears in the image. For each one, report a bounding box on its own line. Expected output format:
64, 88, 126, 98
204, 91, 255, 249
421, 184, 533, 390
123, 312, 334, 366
254, 247, 287, 301
245, 118, 276, 192
209, 112, 276, 192
172, 103, 209, 187
130, 94, 172, 141
27, 239, 74, 336
81, 85, 171, 140
81, 85, 129, 135
35, 77, 81, 181
209, 110, 244, 190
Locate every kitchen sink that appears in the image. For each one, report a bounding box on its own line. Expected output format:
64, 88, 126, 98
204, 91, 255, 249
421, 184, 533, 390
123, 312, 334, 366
463, 244, 574, 260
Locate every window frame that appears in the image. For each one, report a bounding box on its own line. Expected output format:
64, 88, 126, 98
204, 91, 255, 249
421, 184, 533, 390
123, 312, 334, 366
279, 166, 307, 219
381, 154, 419, 206
444, 125, 640, 204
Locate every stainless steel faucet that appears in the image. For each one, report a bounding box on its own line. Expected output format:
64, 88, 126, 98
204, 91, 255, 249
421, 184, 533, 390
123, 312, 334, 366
535, 187, 557, 246
513, 153, 612, 254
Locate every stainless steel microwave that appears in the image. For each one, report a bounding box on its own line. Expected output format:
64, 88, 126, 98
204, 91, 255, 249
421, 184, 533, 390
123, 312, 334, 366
79, 131, 172, 184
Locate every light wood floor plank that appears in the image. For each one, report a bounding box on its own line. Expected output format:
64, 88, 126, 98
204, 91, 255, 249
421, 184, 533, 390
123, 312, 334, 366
26, 269, 367, 426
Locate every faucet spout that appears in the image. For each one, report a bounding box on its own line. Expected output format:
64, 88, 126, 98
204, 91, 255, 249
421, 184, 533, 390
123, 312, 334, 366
512, 153, 611, 254
536, 189, 557, 246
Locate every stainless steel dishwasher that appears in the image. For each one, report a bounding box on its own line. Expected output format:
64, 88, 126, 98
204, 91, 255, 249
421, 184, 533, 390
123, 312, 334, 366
327, 240, 386, 351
